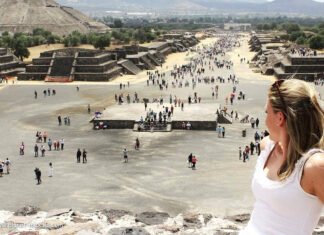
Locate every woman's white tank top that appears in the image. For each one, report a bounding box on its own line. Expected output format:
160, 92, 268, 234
240, 141, 324, 235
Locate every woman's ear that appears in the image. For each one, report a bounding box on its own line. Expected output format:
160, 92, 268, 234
277, 111, 285, 126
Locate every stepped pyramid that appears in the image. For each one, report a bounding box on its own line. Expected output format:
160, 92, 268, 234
0, 0, 109, 36
0, 48, 24, 77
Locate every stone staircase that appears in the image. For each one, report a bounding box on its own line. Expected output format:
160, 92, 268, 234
118, 60, 142, 75
146, 53, 161, 66
140, 56, 155, 70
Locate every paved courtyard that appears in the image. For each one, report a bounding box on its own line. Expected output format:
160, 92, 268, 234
0, 36, 323, 217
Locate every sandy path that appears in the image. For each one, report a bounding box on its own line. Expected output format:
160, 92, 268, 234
228, 34, 276, 82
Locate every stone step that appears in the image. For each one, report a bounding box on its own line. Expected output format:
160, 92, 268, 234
133, 123, 172, 132
118, 60, 141, 75
0, 67, 24, 76
0, 54, 14, 64
0, 48, 7, 56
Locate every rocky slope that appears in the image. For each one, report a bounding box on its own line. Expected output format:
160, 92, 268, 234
0, 206, 324, 234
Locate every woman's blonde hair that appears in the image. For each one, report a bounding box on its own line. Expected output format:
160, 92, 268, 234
268, 79, 324, 181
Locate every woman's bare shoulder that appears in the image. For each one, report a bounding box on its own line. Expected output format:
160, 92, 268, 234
304, 152, 324, 203
260, 136, 271, 151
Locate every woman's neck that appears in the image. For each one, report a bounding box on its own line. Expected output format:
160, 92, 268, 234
277, 132, 289, 160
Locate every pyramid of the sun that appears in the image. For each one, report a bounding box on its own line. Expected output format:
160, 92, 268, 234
0, 0, 109, 36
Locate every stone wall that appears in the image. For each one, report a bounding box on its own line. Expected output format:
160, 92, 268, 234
172, 121, 217, 130
32, 58, 52, 65
76, 54, 112, 65
0, 61, 19, 71
0, 55, 14, 64
26, 65, 49, 73
289, 55, 324, 65
18, 73, 47, 80
281, 64, 324, 73
75, 61, 117, 73
92, 119, 135, 129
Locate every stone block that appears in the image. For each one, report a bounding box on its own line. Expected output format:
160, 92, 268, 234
135, 211, 170, 225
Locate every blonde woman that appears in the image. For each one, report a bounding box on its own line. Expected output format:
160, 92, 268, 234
241, 79, 324, 235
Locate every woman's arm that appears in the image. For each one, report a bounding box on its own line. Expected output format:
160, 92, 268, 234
302, 153, 324, 203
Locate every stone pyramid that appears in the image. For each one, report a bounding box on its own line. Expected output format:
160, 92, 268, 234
0, 0, 109, 36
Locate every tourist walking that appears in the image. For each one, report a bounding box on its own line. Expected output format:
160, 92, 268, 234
34, 144, 39, 157
48, 139, 52, 151
191, 156, 197, 170
60, 139, 64, 150
135, 138, 140, 150
43, 131, 47, 143
35, 168, 41, 185
20, 142, 25, 155
76, 149, 81, 163
49, 163, 53, 177
41, 145, 45, 157
188, 153, 193, 168
217, 126, 222, 137
82, 149, 87, 163
222, 126, 226, 138
250, 142, 255, 155
255, 118, 259, 128
58, 116, 62, 125
123, 148, 128, 163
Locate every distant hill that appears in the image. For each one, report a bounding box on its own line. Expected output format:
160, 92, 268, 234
0, 0, 110, 36
55, 0, 324, 15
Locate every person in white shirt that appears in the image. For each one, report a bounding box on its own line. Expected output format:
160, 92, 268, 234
240, 79, 324, 235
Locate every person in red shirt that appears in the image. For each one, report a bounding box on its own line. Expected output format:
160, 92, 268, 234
192, 156, 197, 170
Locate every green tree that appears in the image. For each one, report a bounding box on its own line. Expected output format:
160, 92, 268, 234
308, 35, 324, 49
80, 34, 88, 44
263, 24, 270, 30
280, 34, 289, 41
93, 34, 110, 49
32, 35, 45, 46
13, 36, 30, 61
70, 35, 80, 47
256, 23, 263, 31
63, 37, 70, 47
86, 33, 98, 45
2, 31, 9, 37
289, 31, 305, 42
281, 23, 300, 34
113, 19, 123, 28
270, 22, 277, 30
47, 35, 56, 44
33, 28, 46, 36
318, 22, 324, 30
296, 36, 307, 45
26, 36, 34, 47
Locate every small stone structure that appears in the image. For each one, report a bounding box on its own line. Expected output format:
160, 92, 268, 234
274, 54, 324, 81
18, 49, 123, 81
249, 33, 324, 81
0, 48, 24, 78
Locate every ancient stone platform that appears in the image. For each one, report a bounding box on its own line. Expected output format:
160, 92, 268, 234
91, 102, 230, 131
